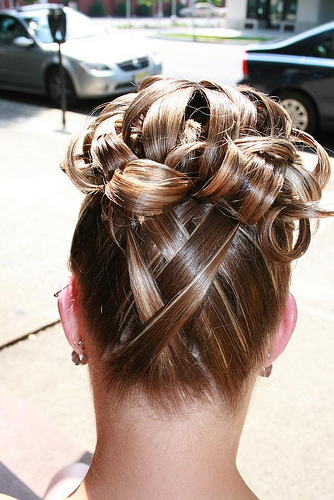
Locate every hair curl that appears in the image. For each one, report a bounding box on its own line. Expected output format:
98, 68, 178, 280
62, 76, 333, 413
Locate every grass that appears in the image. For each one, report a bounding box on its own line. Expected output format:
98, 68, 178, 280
117, 21, 221, 29
154, 32, 270, 43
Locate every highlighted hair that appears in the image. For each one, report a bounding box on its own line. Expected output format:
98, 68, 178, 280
63, 77, 333, 412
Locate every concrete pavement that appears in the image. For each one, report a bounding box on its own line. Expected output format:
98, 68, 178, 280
0, 90, 333, 499
0, 100, 85, 345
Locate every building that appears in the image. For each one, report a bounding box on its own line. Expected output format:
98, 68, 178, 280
226, 0, 334, 32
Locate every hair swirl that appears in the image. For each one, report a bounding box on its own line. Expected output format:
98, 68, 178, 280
63, 76, 333, 412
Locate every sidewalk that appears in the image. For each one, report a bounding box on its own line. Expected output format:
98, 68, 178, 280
0, 99, 92, 498
0, 101, 86, 346
0, 96, 333, 499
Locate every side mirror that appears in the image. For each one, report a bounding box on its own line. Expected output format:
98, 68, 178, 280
13, 36, 34, 48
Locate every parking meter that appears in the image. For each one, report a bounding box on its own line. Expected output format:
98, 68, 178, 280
48, 8, 67, 44
48, 7, 67, 130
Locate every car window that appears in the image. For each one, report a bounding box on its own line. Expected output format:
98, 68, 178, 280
23, 8, 103, 43
0, 16, 28, 44
24, 12, 54, 43
311, 37, 334, 59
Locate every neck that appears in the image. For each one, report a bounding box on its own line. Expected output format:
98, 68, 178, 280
72, 395, 258, 500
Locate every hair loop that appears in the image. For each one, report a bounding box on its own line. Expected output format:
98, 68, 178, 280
258, 208, 312, 262
91, 133, 138, 176
104, 159, 193, 215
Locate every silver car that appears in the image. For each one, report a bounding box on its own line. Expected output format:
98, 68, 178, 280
0, 4, 162, 103
179, 3, 226, 18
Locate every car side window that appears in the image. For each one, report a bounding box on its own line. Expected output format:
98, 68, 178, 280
311, 37, 334, 59
0, 16, 27, 45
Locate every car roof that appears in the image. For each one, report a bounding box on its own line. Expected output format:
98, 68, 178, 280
247, 20, 334, 52
284, 20, 334, 43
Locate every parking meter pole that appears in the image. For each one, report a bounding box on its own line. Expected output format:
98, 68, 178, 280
48, 7, 67, 131
58, 43, 66, 130
191, 14, 196, 42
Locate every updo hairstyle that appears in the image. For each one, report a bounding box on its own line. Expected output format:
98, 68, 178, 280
62, 76, 332, 413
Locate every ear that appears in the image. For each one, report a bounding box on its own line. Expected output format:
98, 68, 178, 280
57, 274, 81, 352
269, 293, 298, 365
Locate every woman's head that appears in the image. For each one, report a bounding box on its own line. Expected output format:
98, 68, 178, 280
60, 77, 332, 414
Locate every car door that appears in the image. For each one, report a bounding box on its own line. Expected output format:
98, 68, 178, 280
0, 14, 45, 93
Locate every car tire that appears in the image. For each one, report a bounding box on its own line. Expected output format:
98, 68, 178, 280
278, 91, 317, 134
46, 67, 77, 107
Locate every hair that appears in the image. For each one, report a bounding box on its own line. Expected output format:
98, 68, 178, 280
62, 76, 332, 414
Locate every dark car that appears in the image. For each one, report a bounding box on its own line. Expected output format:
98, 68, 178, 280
239, 21, 334, 133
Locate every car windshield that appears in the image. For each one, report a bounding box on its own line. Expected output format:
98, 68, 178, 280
23, 8, 103, 43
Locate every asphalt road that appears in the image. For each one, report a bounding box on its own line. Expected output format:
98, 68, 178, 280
1, 33, 333, 154
0, 33, 244, 99
152, 35, 245, 84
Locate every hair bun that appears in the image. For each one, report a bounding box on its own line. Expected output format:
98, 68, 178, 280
63, 77, 332, 265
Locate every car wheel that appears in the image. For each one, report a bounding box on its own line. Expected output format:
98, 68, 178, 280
47, 67, 77, 107
278, 91, 317, 134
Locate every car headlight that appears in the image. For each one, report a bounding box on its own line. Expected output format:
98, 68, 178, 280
79, 62, 115, 76
151, 52, 162, 66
